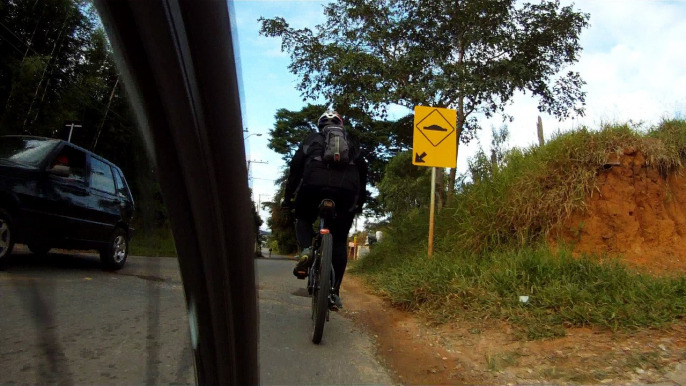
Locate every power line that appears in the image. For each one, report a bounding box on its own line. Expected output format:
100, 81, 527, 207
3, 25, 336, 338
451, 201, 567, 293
0, 18, 28, 45
0, 32, 25, 55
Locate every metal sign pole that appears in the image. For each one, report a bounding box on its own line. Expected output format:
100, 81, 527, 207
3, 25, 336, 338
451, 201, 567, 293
65, 123, 82, 143
428, 166, 436, 258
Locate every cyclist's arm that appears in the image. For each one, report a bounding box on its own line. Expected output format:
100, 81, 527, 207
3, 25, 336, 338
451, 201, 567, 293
284, 145, 306, 201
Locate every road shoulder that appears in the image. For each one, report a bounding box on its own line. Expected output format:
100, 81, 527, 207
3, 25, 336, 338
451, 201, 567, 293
343, 274, 686, 385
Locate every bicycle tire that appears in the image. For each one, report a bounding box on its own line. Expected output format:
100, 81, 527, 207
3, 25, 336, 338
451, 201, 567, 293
312, 233, 333, 344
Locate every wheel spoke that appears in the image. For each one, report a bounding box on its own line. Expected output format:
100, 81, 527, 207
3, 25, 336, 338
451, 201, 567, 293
0, 239, 6, 249
0, 222, 7, 235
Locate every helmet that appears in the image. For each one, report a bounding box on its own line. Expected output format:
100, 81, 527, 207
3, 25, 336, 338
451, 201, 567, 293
317, 110, 343, 129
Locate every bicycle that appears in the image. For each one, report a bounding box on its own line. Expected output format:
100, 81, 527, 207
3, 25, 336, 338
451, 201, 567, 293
306, 198, 337, 344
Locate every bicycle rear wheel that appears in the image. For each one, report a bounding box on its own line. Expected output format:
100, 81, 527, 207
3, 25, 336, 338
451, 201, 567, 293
312, 233, 333, 344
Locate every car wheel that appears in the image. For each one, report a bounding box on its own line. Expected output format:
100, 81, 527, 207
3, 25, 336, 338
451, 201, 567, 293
100, 228, 128, 271
28, 244, 51, 256
0, 209, 16, 266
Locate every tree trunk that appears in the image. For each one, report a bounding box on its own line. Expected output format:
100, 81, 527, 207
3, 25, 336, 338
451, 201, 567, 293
92, 76, 120, 151
447, 129, 463, 197
0, 8, 46, 125
448, 142, 459, 198
22, 16, 69, 130
448, 89, 466, 197
435, 167, 444, 210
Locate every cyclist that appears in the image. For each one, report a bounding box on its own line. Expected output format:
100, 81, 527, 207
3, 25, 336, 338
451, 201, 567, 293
281, 110, 367, 310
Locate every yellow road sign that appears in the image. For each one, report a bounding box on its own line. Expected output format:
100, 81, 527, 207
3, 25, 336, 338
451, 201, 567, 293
412, 106, 457, 168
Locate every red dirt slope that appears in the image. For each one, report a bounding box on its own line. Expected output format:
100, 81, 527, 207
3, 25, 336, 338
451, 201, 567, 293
553, 149, 686, 275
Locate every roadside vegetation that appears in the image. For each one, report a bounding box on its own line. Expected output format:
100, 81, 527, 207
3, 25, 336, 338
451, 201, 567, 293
129, 227, 177, 258
354, 119, 686, 339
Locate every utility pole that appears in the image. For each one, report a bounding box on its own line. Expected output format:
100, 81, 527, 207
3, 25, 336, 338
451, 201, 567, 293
537, 116, 545, 146
255, 193, 271, 255
246, 159, 268, 183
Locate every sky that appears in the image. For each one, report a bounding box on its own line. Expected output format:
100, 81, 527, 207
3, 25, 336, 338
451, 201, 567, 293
232, 0, 686, 231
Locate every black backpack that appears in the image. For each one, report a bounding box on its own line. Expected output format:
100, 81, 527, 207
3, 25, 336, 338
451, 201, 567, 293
301, 127, 360, 192
305, 125, 357, 167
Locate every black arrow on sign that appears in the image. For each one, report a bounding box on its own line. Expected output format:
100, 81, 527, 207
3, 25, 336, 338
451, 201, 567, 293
415, 152, 427, 163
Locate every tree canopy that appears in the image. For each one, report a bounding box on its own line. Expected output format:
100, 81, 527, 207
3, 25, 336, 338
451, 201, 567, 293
260, 0, 590, 191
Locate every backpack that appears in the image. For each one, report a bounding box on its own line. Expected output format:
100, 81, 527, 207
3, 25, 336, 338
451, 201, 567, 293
301, 127, 360, 192
320, 125, 351, 166
304, 125, 357, 167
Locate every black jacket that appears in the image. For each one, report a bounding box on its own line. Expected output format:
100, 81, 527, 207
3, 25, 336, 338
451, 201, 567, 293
284, 131, 368, 210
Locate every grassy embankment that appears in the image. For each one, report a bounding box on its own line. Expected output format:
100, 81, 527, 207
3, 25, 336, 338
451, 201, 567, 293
354, 120, 686, 339
129, 226, 177, 257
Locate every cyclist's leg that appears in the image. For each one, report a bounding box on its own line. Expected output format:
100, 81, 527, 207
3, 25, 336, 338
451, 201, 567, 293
293, 186, 318, 277
294, 185, 318, 248
330, 203, 355, 295
295, 218, 315, 250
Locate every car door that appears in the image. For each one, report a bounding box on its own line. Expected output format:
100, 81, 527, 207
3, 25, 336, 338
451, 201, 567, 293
86, 156, 121, 243
37, 143, 93, 245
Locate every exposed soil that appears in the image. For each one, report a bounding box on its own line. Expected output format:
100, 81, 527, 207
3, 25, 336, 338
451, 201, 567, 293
343, 275, 686, 385
552, 149, 686, 275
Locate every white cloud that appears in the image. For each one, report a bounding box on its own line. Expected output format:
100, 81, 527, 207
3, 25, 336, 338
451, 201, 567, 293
461, 0, 686, 174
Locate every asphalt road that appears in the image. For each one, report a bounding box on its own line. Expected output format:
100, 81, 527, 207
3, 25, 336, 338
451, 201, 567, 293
0, 249, 392, 385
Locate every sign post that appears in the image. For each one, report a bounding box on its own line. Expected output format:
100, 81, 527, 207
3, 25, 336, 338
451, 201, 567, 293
63, 121, 82, 143
412, 106, 457, 257
428, 166, 436, 257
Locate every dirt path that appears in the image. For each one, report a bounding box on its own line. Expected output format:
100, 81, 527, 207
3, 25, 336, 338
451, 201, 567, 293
342, 275, 686, 385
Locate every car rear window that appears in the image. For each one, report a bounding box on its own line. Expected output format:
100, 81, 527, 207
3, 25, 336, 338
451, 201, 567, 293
0, 137, 59, 167
90, 157, 116, 195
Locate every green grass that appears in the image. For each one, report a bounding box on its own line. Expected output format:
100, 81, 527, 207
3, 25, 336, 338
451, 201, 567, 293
129, 227, 177, 257
354, 245, 686, 338
355, 119, 686, 338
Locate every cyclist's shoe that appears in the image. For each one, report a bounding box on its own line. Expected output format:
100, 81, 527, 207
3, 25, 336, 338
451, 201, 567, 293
293, 248, 312, 279
329, 294, 343, 311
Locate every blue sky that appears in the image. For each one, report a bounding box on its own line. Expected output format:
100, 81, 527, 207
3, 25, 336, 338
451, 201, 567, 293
233, 0, 686, 230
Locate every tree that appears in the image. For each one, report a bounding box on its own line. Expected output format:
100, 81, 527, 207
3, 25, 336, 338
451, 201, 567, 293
265, 172, 298, 254
260, 0, 589, 194
377, 151, 431, 218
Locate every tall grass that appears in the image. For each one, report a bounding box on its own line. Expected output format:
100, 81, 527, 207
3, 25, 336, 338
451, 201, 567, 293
436, 120, 686, 253
355, 120, 686, 338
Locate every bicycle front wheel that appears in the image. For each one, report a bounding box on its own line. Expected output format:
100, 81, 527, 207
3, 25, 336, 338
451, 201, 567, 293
312, 233, 333, 344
